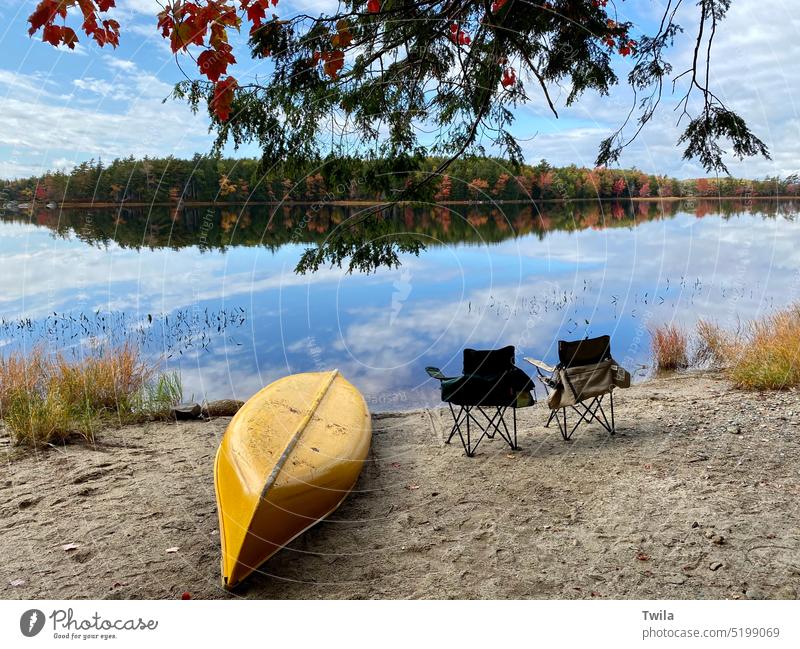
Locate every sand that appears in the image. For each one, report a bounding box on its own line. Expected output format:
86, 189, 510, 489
1, 372, 799, 600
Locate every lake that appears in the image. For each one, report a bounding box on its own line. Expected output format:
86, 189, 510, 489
1, 198, 798, 410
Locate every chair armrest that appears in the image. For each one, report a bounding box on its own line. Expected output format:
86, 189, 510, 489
425, 366, 448, 380
523, 357, 555, 373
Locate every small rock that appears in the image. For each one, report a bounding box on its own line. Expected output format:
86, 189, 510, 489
709, 562, 723, 571
772, 585, 797, 600
704, 529, 715, 539
165, 546, 180, 554
62, 543, 79, 552
711, 534, 725, 545
745, 587, 767, 600
691, 521, 700, 529
171, 403, 202, 420
8, 579, 25, 587
665, 575, 687, 585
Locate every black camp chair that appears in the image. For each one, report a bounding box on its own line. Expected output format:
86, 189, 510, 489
525, 335, 630, 441
426, 346, 535, 457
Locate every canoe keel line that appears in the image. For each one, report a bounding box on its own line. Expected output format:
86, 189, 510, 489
214, 370, 372, 588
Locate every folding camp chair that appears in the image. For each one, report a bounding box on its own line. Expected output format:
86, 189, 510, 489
426, 346, 535, 457
525, 335, 630, 441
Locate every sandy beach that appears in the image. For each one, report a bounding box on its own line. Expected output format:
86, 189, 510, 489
2, 372, 799, 600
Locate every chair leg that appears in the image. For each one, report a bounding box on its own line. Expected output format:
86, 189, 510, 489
445, 403, 465, 444
513, 407, 518, 449
552, 392, 619, 441
447, 404, 519, 456
610, 390, 615, 434
466, 406, 472, 456
557, 407, 572, 441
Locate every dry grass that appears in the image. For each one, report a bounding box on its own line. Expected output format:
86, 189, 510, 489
0, 345, 182, 447
649, 323, 689, 371
693, 319, 736, 368
729, 306, 800, 390
650, 306, 800, 390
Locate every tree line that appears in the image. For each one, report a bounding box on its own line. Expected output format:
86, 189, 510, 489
2, 156, 799, 205
5, 198, 798, 253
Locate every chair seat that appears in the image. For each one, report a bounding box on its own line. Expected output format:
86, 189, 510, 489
440, 368, 535, 407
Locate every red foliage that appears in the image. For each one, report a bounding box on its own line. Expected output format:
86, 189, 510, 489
448, 23, 471, 45
28, 0, 631, 123
501, 67, 516, 88
198, 45, 236, 82
213, 76, 238, 122
29, 0, 120, 49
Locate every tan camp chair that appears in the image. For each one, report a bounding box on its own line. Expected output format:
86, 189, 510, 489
525, 335, 630, 441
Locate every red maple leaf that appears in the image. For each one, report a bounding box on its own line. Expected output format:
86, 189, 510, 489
198, 45, 236, 82
212, 76, 238, 121
246, 1, 267, 29
42, 24, 62, 47
28, 0, 62, 36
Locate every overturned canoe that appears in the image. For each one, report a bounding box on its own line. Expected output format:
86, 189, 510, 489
214, 370, 371, 588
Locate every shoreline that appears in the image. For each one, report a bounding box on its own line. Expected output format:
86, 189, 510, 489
2, 371, 798, 600
6, 196, 799, 210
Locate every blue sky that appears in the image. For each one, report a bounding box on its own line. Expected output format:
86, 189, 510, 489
0, 0, 798, 179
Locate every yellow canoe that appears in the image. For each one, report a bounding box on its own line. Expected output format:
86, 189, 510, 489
214, 370, 371, 588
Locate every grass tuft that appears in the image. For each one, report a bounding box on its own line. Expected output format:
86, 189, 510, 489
0, 345, 182, 447
693, 319, 736, 368
649, 323, 689, 371
728, 306, 800, 390
650, 306, 800, 390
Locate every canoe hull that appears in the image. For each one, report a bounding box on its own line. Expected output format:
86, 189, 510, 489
214, 371, 371, 588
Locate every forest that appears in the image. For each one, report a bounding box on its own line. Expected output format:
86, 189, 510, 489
4, 198, 798, 256
2, 156, 798, 205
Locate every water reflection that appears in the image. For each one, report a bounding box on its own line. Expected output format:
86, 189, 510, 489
0, 198, 797, 409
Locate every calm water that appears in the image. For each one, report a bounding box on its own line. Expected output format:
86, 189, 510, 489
1, 199, 798, 410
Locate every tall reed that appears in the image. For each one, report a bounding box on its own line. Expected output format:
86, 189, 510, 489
0, 345, 182, 446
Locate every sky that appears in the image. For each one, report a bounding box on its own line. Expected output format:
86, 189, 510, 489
0, 0, 798, 180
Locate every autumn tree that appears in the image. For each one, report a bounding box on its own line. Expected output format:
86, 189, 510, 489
467, 177, 490, 200
27, 1, 775, 272
492, 173, 510, 198
29, 0, 768, 185
434, 175, 452, 202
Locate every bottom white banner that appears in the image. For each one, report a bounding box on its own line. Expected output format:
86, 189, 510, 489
0, 600, 795, 648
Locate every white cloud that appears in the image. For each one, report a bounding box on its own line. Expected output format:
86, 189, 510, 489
0, 63, 211, 177
104, 56, 138, 72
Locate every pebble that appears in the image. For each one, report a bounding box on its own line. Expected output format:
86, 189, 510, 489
773, 585, 797, 600
709, 562, 723, 571
745, 587, 767, 600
